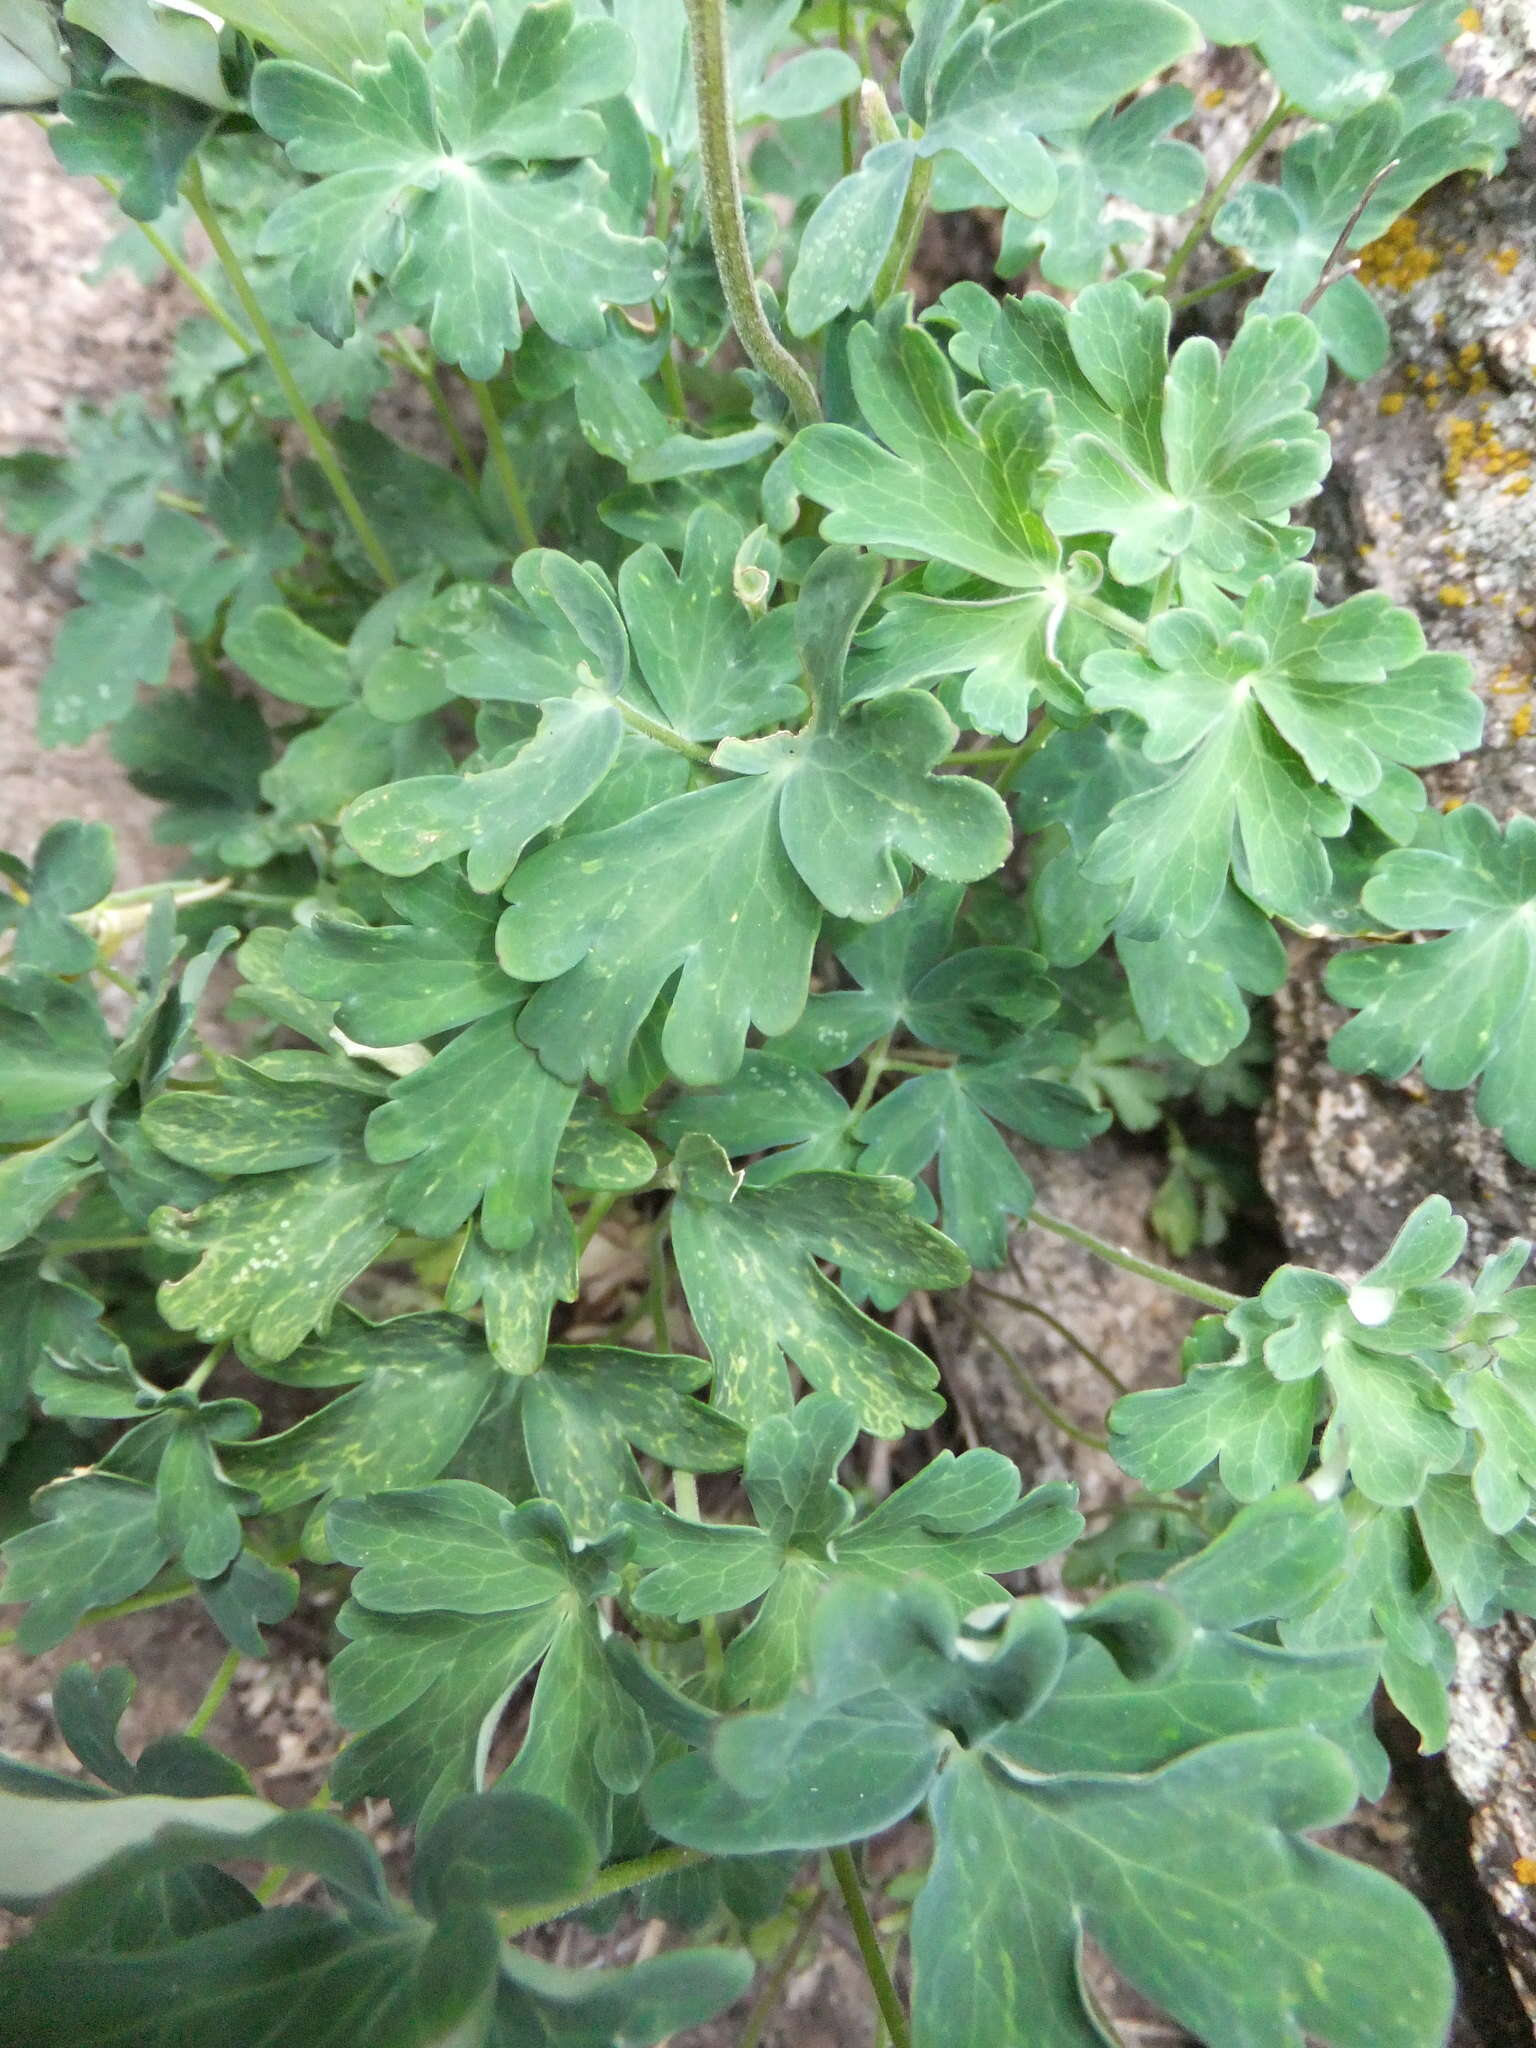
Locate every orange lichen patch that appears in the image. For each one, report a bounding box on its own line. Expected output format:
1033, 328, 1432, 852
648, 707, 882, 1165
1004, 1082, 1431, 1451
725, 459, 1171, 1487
1441, 795, 1466, 811
1492, 666, 1528, 694
1491, 246, 1520, 277
1356, 215, 1441, 291
1438, 583, 1473, 606
1443, 415, 1534, 491
1514, 1857, 1536, 1886
1457, 5, 1481, 27
1201, 86, 1226, 108
1378, 392, 1406, 415
1512, 703, 1533, 740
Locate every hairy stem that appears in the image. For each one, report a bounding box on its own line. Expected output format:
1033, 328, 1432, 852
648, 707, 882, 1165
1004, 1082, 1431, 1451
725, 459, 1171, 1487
1170, 264, 1260, 311
617, 699, 718, 764
872, 147, 933, 308
830, 1847, 911, 2048
499, 1845, 707, 1937
1160, 100, 1289, 295
466, 376, 539, 551
1026, 1208, 1242, 1311
183, 160, 398, 587
186, 1646, 242, 1738
1071, 591, 1150, 645
737, 1887, 826, 2048
683, 0, 822, 428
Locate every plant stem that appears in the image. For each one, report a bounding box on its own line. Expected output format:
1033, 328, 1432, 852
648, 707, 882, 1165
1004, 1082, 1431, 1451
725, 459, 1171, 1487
872, 145, 933, 308
499, 1844, 707, 1937
737, 1887, 826, 2048
954, 1299, 1111, 1452
576, 1188, 621, 1251
973, 1280, 1130, 1395
617, 700, 717, 765
993, 711, 1055, 794
387, 337, 480, 483
1071, 591, 1150, 645
683, 0, 822, 429
1170, 264, 1259, 312
829, 1847, 910, 2048
466, 377, 539, 551
647, 1216, 673, 1352
1026, 1208, 1242, 1311
182, 1345, 226, 1398
186, 1646, 241, 1738
942, 744, 1020, 766
672, 1468, 727, 1682
182, 159, 397, 588
837, 1, 856, 176
849, 1034, 893, 1120
1160, 99, 1289, 296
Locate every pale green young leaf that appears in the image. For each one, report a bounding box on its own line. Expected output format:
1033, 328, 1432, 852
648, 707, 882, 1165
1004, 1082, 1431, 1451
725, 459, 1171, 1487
1083, 570, 1481, 937
791, 314, 1061, 590
0, 0, 68, 105
217, 0, 423, 77
252, 5, 665, 376
1327, 807, 1536, 1166
1178, 0, 1393, 118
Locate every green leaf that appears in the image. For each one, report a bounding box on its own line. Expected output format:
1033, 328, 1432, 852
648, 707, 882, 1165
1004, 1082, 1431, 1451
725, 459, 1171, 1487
0, 0, 68, 105
49, 77, 218, 221
1180, 0, 1395, 118
915, 1729, 1450, 2047
1327, 807, 1536, 1166
499, 769, 820, 1088
792, 313, 1061, 590
1003, 85, 1205, 289
286, 867, 516, 1046
3, 820, 115, 974
0, 974, 114, 1143
445, 1201, 581, 1374
617, 505, 805, 741
38, 553, 175, 746
656, 1051, 856, 1180
629, 1392, 1080, 1703
786, 140, 916, 335
342, 692, 625, 891
149, 1067, 398, 1363
328, 1487, 643, 1836
364, 1015, 577, 1250
252, 5, 666, 376
858, 1068, 1040, 1269
217, 0, 423, 76
65, 0, 236, 111
0, 1474, 170, 1653
224, 1309, 498, 1514
1083, 570, 1481, 937
670, 1133, 967, 1434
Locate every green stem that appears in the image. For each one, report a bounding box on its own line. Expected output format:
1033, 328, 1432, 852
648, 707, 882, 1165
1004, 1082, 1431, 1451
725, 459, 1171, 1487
387, 338, 480, 483
993, 711, 1055, 794
500, 1845, 707, 1938
1160, 100, 1289, 296
683, 0, 822, 428
1070, 591, 1150, 645
954, 1300, 1111, 1452
647, 1217, 673, 1352
973, 1280, 1130, 1395
837, 2, 856, 176
182, 159, 397, 588
1170, 264, 1260, 312
1027, 1207, 1241, 1311
576, 1189, 621, 1251
186, 1646, 241, 1738
942, 745, 1019, 766
829, 1847, 910, 2048
871, 144, 933, 307
466, 377, 539, 551
181, 1345, 226, 1399
849, 1034, 893, 1120
737, 1888, 826, 2048
617, 700, 717, 765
